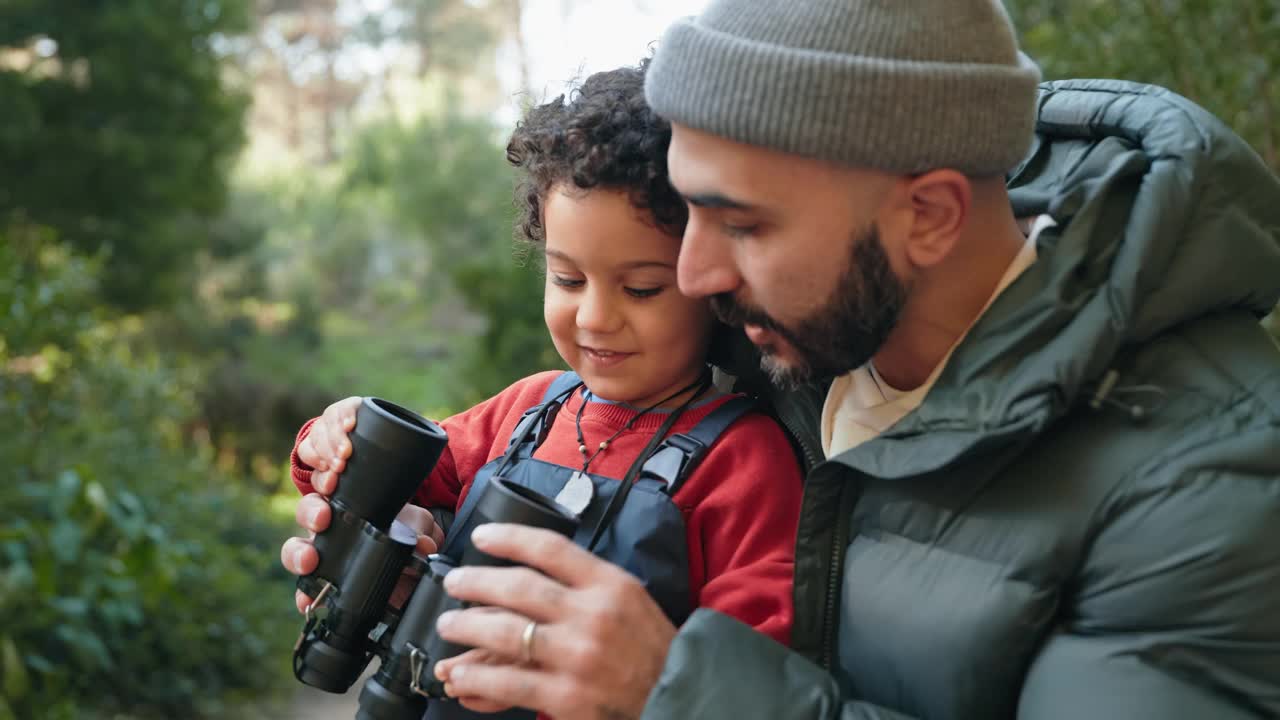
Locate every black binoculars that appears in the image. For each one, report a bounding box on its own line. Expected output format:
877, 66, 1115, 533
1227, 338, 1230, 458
292, 397, 579, 720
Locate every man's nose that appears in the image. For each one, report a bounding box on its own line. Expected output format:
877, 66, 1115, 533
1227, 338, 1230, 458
677, 219, 740, 299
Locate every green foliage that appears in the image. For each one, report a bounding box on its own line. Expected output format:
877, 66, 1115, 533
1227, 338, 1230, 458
0, 0, 250, 310
450, 255, 564, 405
233, 112, 559, 425
217, 170, 463, 425
143, 182, 335, 491
0, 4, 555, 718
0, 227, 296, 720
1009, 0, 1280, 171
347, 113, 560, 406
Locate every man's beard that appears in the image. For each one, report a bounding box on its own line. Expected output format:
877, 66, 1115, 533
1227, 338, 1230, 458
710, 225, 908, 389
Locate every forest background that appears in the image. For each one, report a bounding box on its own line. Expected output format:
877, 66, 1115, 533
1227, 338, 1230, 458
2, 1, 1277, 717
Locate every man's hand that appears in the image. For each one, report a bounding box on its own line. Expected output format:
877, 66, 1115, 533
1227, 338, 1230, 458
434, 644, 521, 714
432, 524, 676, 720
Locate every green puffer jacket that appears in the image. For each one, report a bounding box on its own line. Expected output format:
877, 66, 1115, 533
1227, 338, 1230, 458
643, 80, 1280, 719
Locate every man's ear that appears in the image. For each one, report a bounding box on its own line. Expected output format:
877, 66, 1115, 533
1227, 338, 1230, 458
902, 170, 970, 269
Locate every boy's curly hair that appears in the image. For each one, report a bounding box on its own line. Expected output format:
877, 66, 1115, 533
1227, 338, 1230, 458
506, 58, 687, 245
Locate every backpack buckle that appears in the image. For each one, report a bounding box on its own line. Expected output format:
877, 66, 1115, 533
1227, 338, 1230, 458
504, 405, 543, 451
639, 433, 708, 491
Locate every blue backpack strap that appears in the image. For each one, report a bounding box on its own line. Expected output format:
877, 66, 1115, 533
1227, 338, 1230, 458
638, 395, 756, 495
544, 371, 583, 402
503, 371, 583, 452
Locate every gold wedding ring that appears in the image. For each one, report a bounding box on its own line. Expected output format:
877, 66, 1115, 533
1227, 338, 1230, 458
520, 620, 538, 664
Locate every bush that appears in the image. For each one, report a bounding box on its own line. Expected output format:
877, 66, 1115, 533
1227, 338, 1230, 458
0, 226, 297, 719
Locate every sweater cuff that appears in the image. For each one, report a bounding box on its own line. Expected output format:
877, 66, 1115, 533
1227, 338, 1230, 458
291, 417, 320, 494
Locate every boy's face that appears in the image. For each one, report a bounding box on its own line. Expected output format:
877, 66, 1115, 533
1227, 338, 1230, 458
542, 187, 714, 407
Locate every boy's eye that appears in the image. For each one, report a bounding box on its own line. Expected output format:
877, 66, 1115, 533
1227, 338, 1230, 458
550, 274, 584, 288
625, 286, 663, 299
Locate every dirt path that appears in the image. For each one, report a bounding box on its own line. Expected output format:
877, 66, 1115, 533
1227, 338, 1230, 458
238, 667, 370, 720
285, 681, 362, 720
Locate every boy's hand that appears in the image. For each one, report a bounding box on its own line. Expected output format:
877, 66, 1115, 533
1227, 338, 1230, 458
296, 395, 363, 492
283, 394, 445, 611
282, 502, 445, 611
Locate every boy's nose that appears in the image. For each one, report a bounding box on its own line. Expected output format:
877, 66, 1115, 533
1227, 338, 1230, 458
575, 285, 622, 333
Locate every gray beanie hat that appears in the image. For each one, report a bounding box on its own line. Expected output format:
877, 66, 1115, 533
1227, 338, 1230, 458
645, 0, 1042, 177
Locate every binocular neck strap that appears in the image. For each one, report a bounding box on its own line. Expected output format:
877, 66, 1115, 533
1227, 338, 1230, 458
584, 370, 714, 553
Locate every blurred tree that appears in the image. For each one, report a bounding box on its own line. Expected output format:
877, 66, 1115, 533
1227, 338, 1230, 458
0, 0, 250, 310
389, 0, 503, 78
345, 112, 560, 406
247, 0, 361, 163
0, 224, 296, 719
144, 182, 334, 491
235, 0, 567, 426
247, 0, 514, 165
1009, 0, 1280, 170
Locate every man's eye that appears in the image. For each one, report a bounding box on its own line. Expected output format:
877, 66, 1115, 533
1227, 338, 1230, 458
625, 286, 663, 299
550, 275, 584, 288
723, 223, 759, 239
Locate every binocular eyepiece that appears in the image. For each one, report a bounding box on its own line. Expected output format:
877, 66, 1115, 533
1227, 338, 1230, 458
292, 397, 579, 720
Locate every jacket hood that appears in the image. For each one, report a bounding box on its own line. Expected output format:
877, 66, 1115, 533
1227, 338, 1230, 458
831, 79, 1280, 478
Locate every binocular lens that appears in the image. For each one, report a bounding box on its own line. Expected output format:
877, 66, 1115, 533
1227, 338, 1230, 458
455, 476, 579, 568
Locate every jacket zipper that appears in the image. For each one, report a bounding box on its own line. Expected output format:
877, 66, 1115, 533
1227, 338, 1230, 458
821, 506, 840, 669
776, 408, 821, 471
820, 481, 853, 671
774, 402, 843, 670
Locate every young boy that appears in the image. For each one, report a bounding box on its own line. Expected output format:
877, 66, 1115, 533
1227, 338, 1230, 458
283, 60, 803, 717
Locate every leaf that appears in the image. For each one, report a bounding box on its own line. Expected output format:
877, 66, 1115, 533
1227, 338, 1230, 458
54, 469, 81, 499
1, 635, 28, 700
48, 520, 83, 565
84, 480, 110, 514
53, 625, 112, 670
50, 596, 89, 618
23, 654, 54, 674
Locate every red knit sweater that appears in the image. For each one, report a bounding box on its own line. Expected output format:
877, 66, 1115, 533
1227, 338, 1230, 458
291, 371, 802, 645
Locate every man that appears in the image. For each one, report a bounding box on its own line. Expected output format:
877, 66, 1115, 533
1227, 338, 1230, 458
286, 1, 1280, 717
